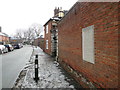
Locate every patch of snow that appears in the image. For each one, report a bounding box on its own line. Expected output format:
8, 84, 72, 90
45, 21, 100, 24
13, 47, 81, 89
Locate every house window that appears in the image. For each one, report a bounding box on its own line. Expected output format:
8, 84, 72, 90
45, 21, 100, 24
82, 25, 95, 64
46, 25, 48, 34
46, 40, 48, 49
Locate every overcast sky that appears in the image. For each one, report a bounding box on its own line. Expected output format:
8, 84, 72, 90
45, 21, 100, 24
0, 0, 78, 36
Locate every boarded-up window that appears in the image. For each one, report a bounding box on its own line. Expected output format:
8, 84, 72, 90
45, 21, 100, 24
46, 40, 48, 49
82, 25, 95, 64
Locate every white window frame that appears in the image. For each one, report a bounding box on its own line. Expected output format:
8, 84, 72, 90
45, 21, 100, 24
46, 25, 48, 34
46, 40, 48, 49
82, 25, 95, 64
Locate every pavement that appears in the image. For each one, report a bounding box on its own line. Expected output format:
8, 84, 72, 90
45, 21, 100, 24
13, 46, 82, 89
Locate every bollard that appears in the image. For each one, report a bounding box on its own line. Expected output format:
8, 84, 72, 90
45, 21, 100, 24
34, 55, 39, 83
36, 54, 38, 59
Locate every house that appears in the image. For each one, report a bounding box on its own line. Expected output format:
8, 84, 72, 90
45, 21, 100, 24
44, 18, 60, 56
58, 2, 119, 88
44, 7, 67, 57
9, 37, 23, 45
0, 27, 9, 44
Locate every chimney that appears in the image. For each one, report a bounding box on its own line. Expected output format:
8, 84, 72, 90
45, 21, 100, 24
54, 7, 57, 17
60, 7, 62, 11
54, 7, 60, 17
0, 26, 1, 32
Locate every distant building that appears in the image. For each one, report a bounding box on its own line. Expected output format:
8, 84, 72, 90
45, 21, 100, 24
0, 27, 9, 44
9, 37, 23, 45
58, 2, 119, 88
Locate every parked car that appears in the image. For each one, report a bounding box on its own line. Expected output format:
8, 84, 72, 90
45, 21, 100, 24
0, 49, 2, 54
0, 45, 8, 53
4, 44, 14, 51
13, 44, 20, 49
13, 43, 23, 49
18, 43, 23, 48
0, 45, 4, 54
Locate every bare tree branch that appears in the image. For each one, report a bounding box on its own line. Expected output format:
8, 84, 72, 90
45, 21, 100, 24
14, 23, 43, 44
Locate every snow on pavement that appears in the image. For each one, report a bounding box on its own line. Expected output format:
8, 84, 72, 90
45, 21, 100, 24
13, 46, 81, 89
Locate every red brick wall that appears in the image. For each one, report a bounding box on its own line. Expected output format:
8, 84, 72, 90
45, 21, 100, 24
38, 38, 44, 50
44, 20, 52, 55
33, 38, 44, 50
0, 35, 9, 44
58, 2, 119, 88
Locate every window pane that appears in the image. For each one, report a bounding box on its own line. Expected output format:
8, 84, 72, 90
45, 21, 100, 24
46, 25, 48, 34
46, 40, 48, 49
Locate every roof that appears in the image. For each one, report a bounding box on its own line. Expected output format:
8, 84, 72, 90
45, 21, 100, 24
44, 17, 60, 26
58, 2, 79, 24
10, 37, 18, 40
0, 32, 9, 37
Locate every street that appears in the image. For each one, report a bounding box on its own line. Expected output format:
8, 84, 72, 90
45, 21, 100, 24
2, 45, 33, 88
0, 55, 2, 90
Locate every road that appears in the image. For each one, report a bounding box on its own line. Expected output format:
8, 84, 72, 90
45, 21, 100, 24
0, 55, 2, 90
2, 45, 33, 88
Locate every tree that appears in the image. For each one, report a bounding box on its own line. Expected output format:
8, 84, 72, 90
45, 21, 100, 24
30, 23, 43, 38
15, 29, 23, 39
13, 23, 43, 44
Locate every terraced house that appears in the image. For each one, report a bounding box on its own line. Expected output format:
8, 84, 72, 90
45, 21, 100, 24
0, 27, 9, 45
58, 2, 119, 88
44, 7, 67, 57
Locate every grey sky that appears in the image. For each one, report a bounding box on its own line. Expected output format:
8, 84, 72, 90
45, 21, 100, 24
0, 0, 77, 36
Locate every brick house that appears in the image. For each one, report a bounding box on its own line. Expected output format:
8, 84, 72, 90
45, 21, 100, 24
0, 27, 9, 44
44, 7, 67, 57
44, 18, 60, 56
58, 2, 119, 88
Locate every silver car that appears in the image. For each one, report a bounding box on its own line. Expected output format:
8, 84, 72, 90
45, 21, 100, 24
0, 45, 8, 54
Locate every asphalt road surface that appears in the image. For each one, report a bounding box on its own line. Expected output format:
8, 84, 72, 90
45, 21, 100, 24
2, 45, 33, 88
0, 55, 2, 90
